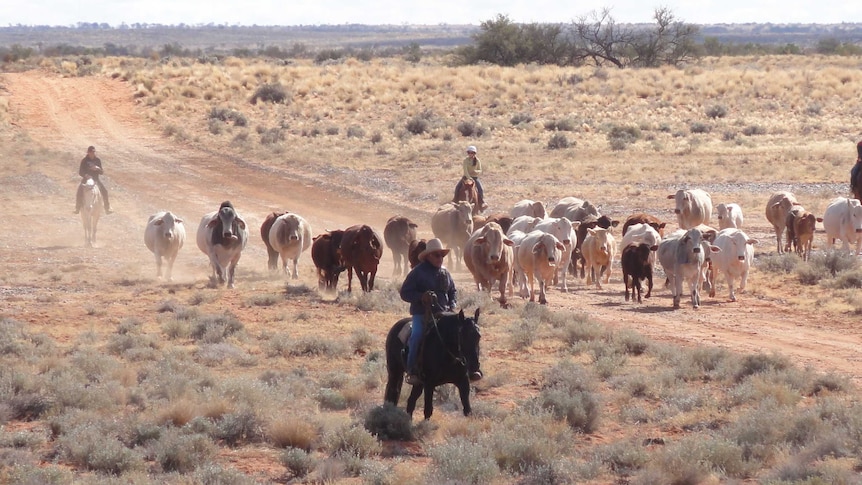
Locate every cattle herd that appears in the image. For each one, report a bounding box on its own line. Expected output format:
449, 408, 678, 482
134, 189, 862, 309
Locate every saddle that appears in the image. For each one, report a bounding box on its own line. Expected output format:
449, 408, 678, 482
399, 291, 440, 373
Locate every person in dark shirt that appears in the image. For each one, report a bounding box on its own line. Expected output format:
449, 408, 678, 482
399, 238, 457, 385
851, 140, 862, 200
75, 145, 112, 214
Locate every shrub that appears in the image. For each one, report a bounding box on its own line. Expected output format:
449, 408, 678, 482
428, 437, 498, 484
370, 132, 383, 144
405, 116, 429, 135
705, 104, 728, 119
346, 125, 365, 138
190, 313, 244, 343
214, 410, 264, 446
57, 423, 143, 475
547, 132, 570, 150
734, 353, 792, 382
510, 112, 534, 125
260, 127, 285, 145
152, 429, 216, 473
808, 249, 860, 277
607, 124, 641, 151
457, 120, 486, 137
742, 125, 767, 136
544, 118, 576, 131
758, 253, 801, 274
364, 403, 413, 441
281, 447, 317, 478
689, 122, 711, 134
250, 83, 288, 104
208, 107, 247, 126
268, 417, 318, 450
324, 424, 381, 458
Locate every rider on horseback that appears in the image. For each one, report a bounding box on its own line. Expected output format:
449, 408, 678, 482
75, 146, 112, 214
453, 145, 487, 210
399, 238, 457, 385
851, 140, 862, 200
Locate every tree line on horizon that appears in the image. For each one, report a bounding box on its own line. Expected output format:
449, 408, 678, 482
2, 7, 861, 67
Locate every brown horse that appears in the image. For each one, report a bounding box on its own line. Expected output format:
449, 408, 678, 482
453, 177, 480, 215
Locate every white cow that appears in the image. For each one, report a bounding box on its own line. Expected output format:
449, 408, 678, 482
620, 222, 661, 269
463, 222, 514, 305
506, 229, 529, 298
533, 217, 579, 291
667, 189, 712, 230
268, 213, 313, 278
196, 201, 248, 288
710, 228, 757, 302
765, 191, 801, 254
144, 211, 185, 281
582, 227, 616, 289
516, 230, 565, 304
658, 228, 721, 309
507, 215, 542, 235
550, 197, 600, 222
822, 197, 862, 254
510, 199, 547, 220
715, 203, 744, 230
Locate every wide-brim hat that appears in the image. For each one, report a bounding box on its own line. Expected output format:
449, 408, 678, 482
419, 238, 450, 261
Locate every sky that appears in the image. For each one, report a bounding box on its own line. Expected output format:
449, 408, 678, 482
2, 1, 860, 26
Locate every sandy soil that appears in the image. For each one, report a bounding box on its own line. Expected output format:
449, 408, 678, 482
2, 70, 860, 386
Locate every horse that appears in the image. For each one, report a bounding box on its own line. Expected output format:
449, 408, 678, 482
454, 177, 481, 215
79, 176, 103, 248
384, 308, 482, 420
852, 168, 862, 203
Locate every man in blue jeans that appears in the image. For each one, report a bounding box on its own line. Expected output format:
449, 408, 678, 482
399, 238, 457, 385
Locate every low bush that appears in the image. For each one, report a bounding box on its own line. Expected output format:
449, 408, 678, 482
364, 403, 413, 441
547, 132, 570, 149
250, 83, 288, 104
705, 104, 728, 119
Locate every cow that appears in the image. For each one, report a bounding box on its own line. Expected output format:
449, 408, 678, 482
657, 228, 721, 309
710, 228, 757, 302
483, 213, 513, 235
311, 230, 346, 292
573, 214, 619, 279
715, 203, 744, 230
622, 213, 667, 238
268, 213, 313, 279
408, 238, 427, 269
508, 215, 542, 235
340, 224, 384, 292
260, 211, 286, 271
195, 201, 248, 289
822, 197, 862, 255
505, 230, 529, 298
621, 243, 652, 303
431, 202, 474, 270
144, 211, 185, 281
79, 177, 102, 248
549, 197, 600, 222
533, 217, 579, 291
383, 215, 418, 277
582, 227, 616, 289
463, 222, 514, 306
620, 223, 661, 283
786, 209, 820, 261
510, 199, 547, 220
667, 189, 712, 230
515, 230, 565, 304
765, 191, 802, 254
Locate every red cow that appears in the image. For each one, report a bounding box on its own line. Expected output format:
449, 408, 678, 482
340, 224, 384, 292
311, 230, 345, 292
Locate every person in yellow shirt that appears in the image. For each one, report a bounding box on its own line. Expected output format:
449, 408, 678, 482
453, 145, 487, 210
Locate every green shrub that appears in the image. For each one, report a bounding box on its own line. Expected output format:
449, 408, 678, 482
323, 424, 381, 458
152, 429, 216, 473
742, 125, 766, 136
57, 423, 143, 475
213, 410, 264, 446
705, 104, 728, 119
364, 403, 413, 441
428, 437, 498, 484
250, 83, 288, 104
547, 132, 570, 149
690, 121, 711, 134
405, 116, 429, 135
510, 112, 534, 125
281, 447, 317, 478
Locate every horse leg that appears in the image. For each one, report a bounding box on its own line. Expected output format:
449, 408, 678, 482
422, 383, 435, 420
456, 379, 472, 416
384, 371, 404, 407
405, 385, 423, 417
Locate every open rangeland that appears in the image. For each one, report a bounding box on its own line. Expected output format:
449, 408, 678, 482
1, 55, 862, 484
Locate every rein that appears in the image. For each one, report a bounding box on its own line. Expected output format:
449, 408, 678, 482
430, 316, 466, 367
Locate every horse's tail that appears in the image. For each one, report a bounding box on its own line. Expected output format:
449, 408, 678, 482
384, 318, 411, 406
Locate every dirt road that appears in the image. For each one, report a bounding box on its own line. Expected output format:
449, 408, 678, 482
3, 70, 861, 385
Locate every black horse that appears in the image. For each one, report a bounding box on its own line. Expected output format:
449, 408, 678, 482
384, 309, 482, 420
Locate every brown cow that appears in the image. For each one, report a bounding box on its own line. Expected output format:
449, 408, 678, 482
431, 202, 474, 270
311, 230, 345, 292
261, 211, 286, 271
786, 209, 820, 261
408, 238, 427, 269
340, 224, 384, 292
622, 213, 666, 238
383, 215, 418, 277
